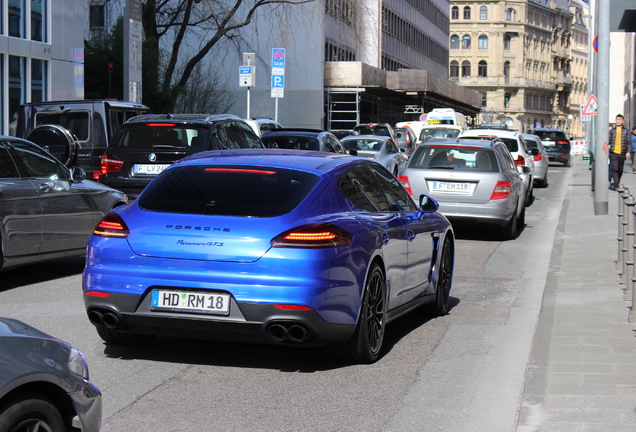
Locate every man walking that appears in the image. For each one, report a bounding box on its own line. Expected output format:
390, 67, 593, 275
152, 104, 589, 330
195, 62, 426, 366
609, 114, 631, 190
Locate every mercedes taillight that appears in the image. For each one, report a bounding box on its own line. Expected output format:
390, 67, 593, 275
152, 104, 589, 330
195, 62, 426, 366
491, 181, 512, 200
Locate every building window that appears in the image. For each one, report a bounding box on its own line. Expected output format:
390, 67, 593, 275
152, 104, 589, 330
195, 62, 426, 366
450, 34, 459, 49
461, 61, 471, 77
451, 6, 459, 20
504, 34, 511, 50
478, 61, 488, 77
31, 58, 47, 102
482, 92, 487, 107
505, 8, 514, 21
450, 61, 459, 77
480, 6, 487, 20
462, 35, 471, 49
504, 61, 510, 82
31, 0, 45, 42
463, 6, 471, 20
8, 56, 26, 124
9, 0, 25, 38
478, 35, 488, 49
90, 5, 105, 30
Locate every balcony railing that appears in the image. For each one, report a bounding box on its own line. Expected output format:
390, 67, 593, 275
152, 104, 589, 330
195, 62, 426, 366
450, 76, 557, 90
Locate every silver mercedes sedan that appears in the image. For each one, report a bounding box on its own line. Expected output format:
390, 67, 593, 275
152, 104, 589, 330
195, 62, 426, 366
340, 135, 408, 176
397, 138, 529, 239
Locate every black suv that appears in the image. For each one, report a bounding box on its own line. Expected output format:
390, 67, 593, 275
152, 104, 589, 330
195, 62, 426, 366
533, 128, 571, 166
99, 114, 264, 198
15, 100, 150, 179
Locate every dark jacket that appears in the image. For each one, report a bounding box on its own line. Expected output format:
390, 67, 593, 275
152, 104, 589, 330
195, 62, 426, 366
609, 126, 631, 154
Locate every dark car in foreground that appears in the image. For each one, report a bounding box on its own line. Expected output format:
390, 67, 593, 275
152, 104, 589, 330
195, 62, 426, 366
260, 129, 346, 153
533, 128, 571, 166
398, 138, 528, 239
0, 318, 101, 432
83, 149, 454, 363
0, 136, 127, 270
98, 114, 264, 198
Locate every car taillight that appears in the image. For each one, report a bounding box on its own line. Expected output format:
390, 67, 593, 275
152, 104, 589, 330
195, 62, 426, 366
556, 140, 569, 145
514, 155, 525, 166
533, 154, 543, 161
271, 224, 352, 248
398, 175, 413, 195
274, 304, 313, 311
491, 181, 512, 200
100, 155, 124, 175
93, 211, 130, 238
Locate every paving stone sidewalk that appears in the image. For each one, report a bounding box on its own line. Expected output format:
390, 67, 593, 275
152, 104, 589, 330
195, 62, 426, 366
516, 158, 636, 431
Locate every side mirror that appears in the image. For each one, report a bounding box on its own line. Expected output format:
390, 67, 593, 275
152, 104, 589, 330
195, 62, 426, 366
517, 165, 532, 175
419, 194, 439, 213
69, 166, 86, 182
530, 148, 540, 156
349, 149, 358, 156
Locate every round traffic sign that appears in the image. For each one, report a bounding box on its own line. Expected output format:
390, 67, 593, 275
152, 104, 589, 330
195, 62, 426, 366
273, 49, 285, 61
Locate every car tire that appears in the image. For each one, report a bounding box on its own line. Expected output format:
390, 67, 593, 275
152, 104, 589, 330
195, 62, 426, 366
428, 237, 453, 317
0, 396, 65, 432
96, 325, 156, 346
503, 208, 519, 240
525, 183, 534, 207
332, 263, 386, 364
538, 175, 548, 188
518, 204, 526, 230
26, 124, 78, 167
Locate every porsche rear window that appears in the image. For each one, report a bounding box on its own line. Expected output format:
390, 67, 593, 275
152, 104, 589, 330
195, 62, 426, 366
138, 165, 320, 217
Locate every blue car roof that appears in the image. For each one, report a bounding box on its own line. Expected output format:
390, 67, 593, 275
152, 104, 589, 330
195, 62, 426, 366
175, 149, 359, 173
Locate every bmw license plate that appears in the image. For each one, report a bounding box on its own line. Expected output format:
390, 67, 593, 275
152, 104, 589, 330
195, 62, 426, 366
430, 181, 473, 194
150, 290, 231, 315
134, 164, 170, 175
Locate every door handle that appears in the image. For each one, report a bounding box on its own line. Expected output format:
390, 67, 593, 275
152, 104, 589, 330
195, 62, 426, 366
39, 183, 52, 193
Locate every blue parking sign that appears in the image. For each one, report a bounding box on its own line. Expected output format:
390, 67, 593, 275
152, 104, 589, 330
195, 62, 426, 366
271, 75, 285, 88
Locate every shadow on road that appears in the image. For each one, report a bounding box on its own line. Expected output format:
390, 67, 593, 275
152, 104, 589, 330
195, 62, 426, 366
100, 297, 460, 371
0, 256, 85, 292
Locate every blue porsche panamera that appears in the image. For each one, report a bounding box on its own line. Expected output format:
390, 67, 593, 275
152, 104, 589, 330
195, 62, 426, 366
83, 149, 454, 363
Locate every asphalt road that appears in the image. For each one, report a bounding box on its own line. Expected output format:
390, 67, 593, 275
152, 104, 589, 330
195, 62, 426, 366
0, 163, 573, 432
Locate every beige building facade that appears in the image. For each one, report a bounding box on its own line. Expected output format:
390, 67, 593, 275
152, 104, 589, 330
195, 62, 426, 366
449, 0, 589, 136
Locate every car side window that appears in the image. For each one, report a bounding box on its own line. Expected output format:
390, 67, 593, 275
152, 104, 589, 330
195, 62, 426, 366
497, 145, 516, 171
0, 144, 20, 178
10, 141, 67, 179
339, 164, 389, 212
216, 121, 263, 149
369, 164, 415, 211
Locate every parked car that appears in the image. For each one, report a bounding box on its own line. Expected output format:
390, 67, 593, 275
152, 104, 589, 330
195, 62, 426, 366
394, 127, 418, 153
459, 128, 536, 206
533, 127, 571, 166
98, 114, 264, 198
353, 123, 397, 141
522, 134, 549, 188
260, 129, 346, 153
15, 99, 150, 180
0, 136, 128, 271
83, 150, 454, 364
0, 317, 102, 431
340, 135, 408, 176
418, 126, 463, 142
398, 138, 528, 239
244, 117, 283, 136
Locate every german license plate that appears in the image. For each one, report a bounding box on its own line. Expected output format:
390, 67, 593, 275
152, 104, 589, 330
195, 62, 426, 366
150, 290, 230, 315
134, 164, 170, 175
430, 181, 473, 194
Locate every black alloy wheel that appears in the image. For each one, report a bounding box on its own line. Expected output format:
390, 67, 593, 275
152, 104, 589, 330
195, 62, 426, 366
0, 397, 65, 432
430, 237, 453, 317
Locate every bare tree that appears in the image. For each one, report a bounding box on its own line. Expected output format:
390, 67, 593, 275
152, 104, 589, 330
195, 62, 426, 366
173, 62, 234, 113
141, 0, 315, 111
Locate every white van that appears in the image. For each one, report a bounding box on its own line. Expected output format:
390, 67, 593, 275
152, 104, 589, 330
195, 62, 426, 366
395, 121, 428, 142
426, 108, 468, 130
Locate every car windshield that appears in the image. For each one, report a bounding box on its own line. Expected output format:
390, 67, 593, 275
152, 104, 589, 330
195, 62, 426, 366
111, 124, 209, 150
535, 130, 569, 141
355, 126, 391, 136
408, 145, 499, 173
342, 138, 384, 152
138, 165, 320, 217
260, 136, 320, 151
419, 128, 461, 140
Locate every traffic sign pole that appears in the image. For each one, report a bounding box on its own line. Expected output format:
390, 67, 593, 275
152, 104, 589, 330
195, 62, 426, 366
271, 48, 286, 122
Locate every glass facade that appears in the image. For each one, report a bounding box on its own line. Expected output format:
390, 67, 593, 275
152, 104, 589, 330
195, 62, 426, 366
30, 0, 45, 42
8, 0, 24, 38
8, 55, 26, 123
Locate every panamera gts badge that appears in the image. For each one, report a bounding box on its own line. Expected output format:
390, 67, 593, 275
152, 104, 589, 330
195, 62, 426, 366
148, 153, 157, 162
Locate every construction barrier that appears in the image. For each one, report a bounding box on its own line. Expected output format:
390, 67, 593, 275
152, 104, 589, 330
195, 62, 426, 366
571, 140, 587, 154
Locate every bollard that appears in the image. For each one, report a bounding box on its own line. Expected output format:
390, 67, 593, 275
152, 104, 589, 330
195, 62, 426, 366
625, 196, 636, 300
617, 185, 626, 268
621, 188, 631, 278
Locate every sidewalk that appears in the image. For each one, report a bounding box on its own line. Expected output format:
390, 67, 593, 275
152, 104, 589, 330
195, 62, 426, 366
516, 157, 636, 431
